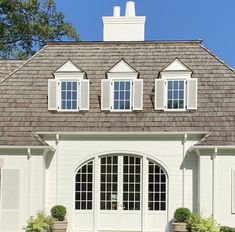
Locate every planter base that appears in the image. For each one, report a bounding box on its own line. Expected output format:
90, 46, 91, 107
172, 222, 188, 232
51, 221, 68, 232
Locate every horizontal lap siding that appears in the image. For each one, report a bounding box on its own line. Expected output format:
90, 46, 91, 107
45, 139, 199, 231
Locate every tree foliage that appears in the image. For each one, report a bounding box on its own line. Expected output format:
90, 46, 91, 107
0, 0, 80, 58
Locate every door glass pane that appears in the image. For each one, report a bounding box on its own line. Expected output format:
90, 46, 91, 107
123, 156, 141, 211
148, 161, 167, 211
75, 161, 93, 210
100, 156, 118, 210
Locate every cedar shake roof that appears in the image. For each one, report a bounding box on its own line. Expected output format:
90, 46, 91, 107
0, 60, 26, 82
0, 41, 234, 146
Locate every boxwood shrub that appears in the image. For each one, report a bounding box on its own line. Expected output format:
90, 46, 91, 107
51, 205, 67, 221
174, 207, 191, 222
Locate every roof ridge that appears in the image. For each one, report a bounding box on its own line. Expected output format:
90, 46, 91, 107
199, 44, 234, 73
46, 40, 203, 45
0, 45, 48, 84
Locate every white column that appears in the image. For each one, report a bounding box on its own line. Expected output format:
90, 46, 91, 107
93, 156, 99, 232
182, 134, 187, 207
27, 148, 32, 217
142, 157, 148, 232
212, 148, 217, 217
56, 134, 59, 204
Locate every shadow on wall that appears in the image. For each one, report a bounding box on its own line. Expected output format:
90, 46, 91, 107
180, 151, 199, 212
46, 150, 55, 169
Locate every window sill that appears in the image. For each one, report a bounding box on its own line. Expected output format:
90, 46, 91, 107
110, 109, 133, 113
164, 109, 187, 112
57, 109, 80, 112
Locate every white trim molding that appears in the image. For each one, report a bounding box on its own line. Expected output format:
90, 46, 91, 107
232, 169, 235, 214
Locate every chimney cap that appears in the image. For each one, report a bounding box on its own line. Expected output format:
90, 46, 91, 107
125, 1, 136, 17
113, 6, 121, 17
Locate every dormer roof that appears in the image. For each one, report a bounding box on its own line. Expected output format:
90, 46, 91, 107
108, 59, 137, 73
162, 58, 192, 72
54, 60, 83, 73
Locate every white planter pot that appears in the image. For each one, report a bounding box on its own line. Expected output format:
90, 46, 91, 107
51, 221, 68, 232
172, 222, 188, 232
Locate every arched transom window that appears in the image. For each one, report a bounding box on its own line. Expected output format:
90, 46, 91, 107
75, 160, 93, 210
148, 161, 167, 211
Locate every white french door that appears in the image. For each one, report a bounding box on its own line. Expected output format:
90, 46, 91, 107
98, 155, 142, 231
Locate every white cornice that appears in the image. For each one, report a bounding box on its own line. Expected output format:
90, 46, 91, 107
102, 16, 146, 24
37, 132, 207, 141
191, 146, 235, 150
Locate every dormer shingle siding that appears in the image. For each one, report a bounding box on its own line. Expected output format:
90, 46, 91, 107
0, 41, 234, 146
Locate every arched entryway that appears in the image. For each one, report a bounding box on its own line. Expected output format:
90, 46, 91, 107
73, 153, 168, 232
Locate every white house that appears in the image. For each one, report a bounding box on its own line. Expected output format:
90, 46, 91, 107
0, 1, 235, 232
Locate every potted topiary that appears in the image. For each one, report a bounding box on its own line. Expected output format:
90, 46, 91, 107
51, 205, 68, 232
172, 207, 191, 232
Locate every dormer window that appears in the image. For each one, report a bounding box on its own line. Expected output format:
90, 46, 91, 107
155, 58, 197, 111
48, 60, 89, 112
167, 80, 185, 110
101, 59, 143, 112
113, 80, 131, 110
61, 81, 78, 110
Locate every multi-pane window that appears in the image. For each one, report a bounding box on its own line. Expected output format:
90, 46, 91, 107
113, 80, 131, 110
75, 161, 93, 210
100, 156, 118, 210
167, 80, 185, 110
61, 81, 78, 110
148, 161, 166, 211
123, 156, 141, 211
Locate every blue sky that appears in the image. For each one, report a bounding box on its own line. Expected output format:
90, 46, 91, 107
55, 0, 235, 68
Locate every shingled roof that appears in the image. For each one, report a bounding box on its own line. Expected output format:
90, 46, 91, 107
0, 41, 234, 146
0, 60, 26, 82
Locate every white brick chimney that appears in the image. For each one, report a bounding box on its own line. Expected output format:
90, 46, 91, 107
103, 1, 146, 41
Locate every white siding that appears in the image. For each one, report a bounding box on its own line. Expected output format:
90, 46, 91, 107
199, 151, 235, 227
45, 137, 199, 232
0, 153, 45, 232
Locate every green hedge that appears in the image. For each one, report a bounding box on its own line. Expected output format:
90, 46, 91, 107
220, 226, 235, 232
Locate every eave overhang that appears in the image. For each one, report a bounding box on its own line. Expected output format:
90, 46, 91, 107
37, 131, 208, 141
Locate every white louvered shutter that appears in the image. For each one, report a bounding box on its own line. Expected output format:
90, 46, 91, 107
1, 169, 20, 231
133, 79, 143, 111
187, 79, 198, 110
79, 80, 90, 111
48, 79, 58, 110
101, 80, 111, 111
155, 79, 165, 110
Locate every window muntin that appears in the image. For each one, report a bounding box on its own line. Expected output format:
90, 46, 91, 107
123, 156, 141, 211
75, 161, 93, 210
167, 80, 185, 110
61, 81, 78, 110
148, 161, 166, 211
113, 80, 131, 111
100, 156, 118, 210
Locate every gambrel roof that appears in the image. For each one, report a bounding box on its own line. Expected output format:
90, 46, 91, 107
0, 40, 234, 146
